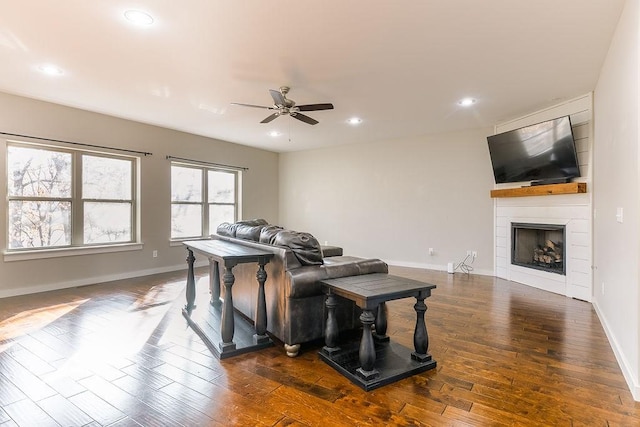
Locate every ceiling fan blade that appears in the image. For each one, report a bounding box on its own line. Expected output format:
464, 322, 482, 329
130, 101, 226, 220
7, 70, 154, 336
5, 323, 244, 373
291, 113, 318, 125
296, 103, 334, 112
231, 102, 273, 110
269, 89, 286, 107
260, 112, 280, 123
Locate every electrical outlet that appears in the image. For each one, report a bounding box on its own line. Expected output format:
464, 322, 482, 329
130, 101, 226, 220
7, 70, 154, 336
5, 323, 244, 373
472, 251, 478, 258
428, 248, 434, 256
152, 250, 158, 258
466, 250, 472, 256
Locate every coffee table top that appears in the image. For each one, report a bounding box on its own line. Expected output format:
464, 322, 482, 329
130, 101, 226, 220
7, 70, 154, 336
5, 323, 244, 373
320, 273, 436, 309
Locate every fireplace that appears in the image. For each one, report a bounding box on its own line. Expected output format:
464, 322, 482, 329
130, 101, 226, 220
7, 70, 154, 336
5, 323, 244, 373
511, 223, 566, 275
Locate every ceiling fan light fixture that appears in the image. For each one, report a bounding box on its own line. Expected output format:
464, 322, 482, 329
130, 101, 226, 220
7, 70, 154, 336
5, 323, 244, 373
268, 131, 281, 137
124, 9, 154, 26
347, 117, 362, 125
458, 97, 476, 107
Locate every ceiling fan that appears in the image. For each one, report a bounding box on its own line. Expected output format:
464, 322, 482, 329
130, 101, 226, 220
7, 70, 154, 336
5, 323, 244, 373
231, 86, 334, 125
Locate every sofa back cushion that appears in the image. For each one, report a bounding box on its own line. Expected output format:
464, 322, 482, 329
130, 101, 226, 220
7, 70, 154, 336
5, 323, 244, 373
217, 218, 268, 239
273, 230, 324, 266
216, 222, 237, 237
259, 225, 284, 244
235, 224, 266, 241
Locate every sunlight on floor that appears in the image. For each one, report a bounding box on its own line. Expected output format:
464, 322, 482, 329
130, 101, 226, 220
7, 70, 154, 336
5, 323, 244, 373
0, 299, 89, 344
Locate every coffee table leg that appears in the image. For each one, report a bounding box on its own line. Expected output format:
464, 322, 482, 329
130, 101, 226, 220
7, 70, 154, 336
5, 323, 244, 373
374, 302, 390, 342
322, 294, 340, 356
356, 309, 379, 380
254, 260, 269, 344
219, 266, 237, 353
412, 294, 432, 363
210, 260, 221, 306
185, 249, 196, 311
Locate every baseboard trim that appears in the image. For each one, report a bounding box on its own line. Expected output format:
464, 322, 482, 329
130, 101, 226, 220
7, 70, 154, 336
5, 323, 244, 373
0, 260, 209, 299
386, 260, 494, 276
592, 300, 640, 402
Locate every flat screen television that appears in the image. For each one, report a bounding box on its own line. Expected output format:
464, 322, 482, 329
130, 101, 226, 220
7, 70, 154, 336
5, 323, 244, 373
487, 116, 580, 185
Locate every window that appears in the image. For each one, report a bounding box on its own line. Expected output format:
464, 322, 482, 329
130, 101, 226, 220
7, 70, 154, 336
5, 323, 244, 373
7, 142, 137, 250
171, 163, 238, 239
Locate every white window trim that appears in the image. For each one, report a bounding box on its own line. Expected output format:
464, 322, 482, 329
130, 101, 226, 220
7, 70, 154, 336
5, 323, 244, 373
170, 161, 239, 241
5, 139, 141, 256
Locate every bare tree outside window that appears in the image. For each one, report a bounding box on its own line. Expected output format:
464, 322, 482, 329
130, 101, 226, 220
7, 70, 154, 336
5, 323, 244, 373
171, 164, 237, 239
8, 146, 72, 248
7, 143, 136, 250
83, 156, 133, 244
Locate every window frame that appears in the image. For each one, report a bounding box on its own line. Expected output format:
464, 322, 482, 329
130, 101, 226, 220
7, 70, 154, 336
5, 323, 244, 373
170, 161, 239, 241
5, 140, 139, 255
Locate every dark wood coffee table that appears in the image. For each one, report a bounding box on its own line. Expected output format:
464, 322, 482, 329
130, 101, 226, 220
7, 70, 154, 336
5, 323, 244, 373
319, 273, 437, 391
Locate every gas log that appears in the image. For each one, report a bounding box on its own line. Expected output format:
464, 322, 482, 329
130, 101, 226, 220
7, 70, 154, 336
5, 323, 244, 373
533, 239, 563, 265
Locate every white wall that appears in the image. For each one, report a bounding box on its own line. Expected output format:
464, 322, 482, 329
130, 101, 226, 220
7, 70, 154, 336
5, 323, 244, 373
279, 128, 495, 274
593, 0, 640, 400
0, 91, 279, 297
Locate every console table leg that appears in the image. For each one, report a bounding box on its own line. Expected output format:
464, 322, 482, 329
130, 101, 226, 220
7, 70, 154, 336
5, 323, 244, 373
412, 294, 432, 363
219, 266, 237, 353
254, 260, 269, 344
374, 302, 390, 342
356, 309, 379, 380
185, 249, 196, 311
210, 261, 221, 306
322, 294, 340, 356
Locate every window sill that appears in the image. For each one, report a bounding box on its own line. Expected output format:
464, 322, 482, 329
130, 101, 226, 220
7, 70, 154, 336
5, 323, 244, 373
3, 243, 144, 262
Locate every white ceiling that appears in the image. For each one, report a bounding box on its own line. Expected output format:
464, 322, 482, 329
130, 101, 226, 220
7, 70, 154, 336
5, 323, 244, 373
0, 1, 625, 153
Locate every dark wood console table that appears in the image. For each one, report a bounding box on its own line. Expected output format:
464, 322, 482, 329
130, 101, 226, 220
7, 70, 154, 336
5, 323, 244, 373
182, 240, 274, 359
319, 273, 437, 391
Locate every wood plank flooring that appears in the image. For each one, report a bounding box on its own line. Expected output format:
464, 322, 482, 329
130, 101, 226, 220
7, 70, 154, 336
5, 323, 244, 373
1, 266, 639, 426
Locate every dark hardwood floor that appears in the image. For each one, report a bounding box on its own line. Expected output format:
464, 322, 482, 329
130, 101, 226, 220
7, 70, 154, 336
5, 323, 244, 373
1, 265, 639, 426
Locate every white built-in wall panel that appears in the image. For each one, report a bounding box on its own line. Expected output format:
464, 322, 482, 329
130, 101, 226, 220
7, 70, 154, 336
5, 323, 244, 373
493, 94, 593, 302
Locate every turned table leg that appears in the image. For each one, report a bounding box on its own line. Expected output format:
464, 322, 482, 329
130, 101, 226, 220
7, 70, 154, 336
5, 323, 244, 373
411, 293, 432, 363
185, 249, 196, 311
374, 302, 389, 342
219, 265, 237, 353
322, 293, 340, 356
254, 259, 269, 344
356, 309, 379, 380
210, 260, 221, 306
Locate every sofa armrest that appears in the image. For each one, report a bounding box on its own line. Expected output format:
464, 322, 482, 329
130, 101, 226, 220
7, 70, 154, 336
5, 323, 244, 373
286, 256, 388, 298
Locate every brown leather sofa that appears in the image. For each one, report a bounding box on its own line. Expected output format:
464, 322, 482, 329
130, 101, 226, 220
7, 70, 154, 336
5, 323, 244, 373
214, 219, 388, 356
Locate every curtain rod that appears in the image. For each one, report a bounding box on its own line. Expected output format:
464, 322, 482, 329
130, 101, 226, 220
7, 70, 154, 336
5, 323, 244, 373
0, 132, 153, 156
166, 155, 248, 171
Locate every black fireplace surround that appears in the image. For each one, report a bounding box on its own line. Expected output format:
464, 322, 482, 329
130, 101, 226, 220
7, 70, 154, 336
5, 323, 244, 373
511, 223, 566, 275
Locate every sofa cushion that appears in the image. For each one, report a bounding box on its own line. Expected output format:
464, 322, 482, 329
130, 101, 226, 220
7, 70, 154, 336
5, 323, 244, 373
259, 225, 284, 244
216, 222, 237, 237
217, 218, 268, 238
273, 230, 324, 266
235, 224, 266, 241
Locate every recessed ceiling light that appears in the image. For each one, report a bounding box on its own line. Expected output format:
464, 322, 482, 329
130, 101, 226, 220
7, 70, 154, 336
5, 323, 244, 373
38, 64, 64, 76
268, 131, 281, 137
458, 98, 476, 107
124, 10, 154, 26
347, 117, 362, 125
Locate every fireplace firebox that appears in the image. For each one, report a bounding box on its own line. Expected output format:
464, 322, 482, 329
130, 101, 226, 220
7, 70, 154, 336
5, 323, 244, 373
511, 223, 566, 275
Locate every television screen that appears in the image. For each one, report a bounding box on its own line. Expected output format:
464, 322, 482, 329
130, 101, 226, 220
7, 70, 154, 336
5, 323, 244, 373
487, 116, 580, 185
